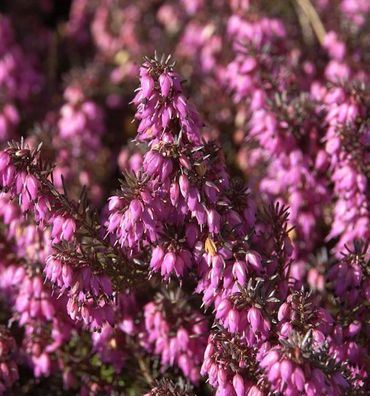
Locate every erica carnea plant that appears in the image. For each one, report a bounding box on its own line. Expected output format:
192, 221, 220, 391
0, 1, 368, 395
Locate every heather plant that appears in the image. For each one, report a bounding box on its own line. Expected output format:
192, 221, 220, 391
0, 1, 368, 395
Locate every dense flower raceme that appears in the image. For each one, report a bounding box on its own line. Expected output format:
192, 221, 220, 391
0, 15, 40, 145
0, 15, 41, 102
0, 195, 75, 379
141, 290, 208, 383
107, 56, 230, 273
0, 143, 145, 330
0, 1, 369, 394
223, 12, 331, 260
0, 148, 156, 392
221, 6, 370, 260
319, 80, 369, 253
327, 240, 369, 308
54, 70, 107, 202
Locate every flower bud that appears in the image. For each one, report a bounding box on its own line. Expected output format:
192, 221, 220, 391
233, 373, 245, 396
159, 73, 172, 97
150, 246, 164, 271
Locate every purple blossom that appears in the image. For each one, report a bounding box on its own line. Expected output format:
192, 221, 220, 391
0, 2, 368, 394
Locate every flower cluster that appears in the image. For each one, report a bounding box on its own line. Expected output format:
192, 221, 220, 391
141, 290, 208, 383
0, 1, 368, 395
